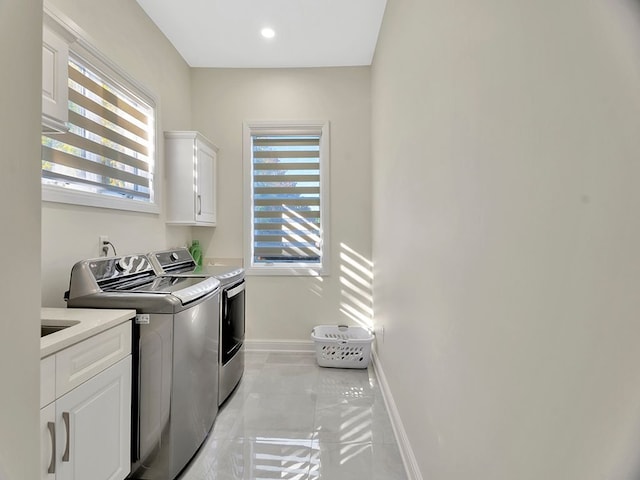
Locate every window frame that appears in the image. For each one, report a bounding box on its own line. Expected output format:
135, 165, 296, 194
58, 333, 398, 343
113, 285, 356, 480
243, 121, 331, 276
41, 32, 159, 215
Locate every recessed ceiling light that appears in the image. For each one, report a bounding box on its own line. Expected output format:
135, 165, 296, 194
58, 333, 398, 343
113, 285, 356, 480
261, 28, 276, 39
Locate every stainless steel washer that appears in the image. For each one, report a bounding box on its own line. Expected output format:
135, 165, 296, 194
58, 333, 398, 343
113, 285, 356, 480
149, 248, 245, 405
64, 254, 221, 480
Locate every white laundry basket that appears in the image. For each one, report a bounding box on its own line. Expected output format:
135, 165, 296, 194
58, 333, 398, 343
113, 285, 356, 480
311, 325, 374, 369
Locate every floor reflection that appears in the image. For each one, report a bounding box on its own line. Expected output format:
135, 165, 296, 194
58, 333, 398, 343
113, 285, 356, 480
177, 352, 407, 480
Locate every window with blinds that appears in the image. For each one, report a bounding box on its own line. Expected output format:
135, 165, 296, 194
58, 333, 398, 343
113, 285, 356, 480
244, 122, 330, 275
41, 52, 156, 213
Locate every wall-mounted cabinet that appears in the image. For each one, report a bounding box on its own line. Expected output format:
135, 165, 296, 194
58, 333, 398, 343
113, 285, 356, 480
42, 13, 74, 133
165, 131, 218, 226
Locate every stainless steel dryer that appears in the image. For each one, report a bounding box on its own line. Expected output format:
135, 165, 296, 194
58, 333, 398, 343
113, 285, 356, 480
149, 248, 245, 405
64, 254, 221, 480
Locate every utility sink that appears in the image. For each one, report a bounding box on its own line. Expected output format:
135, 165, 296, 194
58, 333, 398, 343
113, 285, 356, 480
41, 320, 80, 337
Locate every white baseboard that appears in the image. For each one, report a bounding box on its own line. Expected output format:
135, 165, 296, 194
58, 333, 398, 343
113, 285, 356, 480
244, 339, 315, 353
371, 350, 424, 480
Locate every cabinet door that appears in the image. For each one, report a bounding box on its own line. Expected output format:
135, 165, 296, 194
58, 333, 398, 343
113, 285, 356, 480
42, 25, 69, 132
56, 356, 131, 480
41, 403, 56, 480
195, 139, 217, 225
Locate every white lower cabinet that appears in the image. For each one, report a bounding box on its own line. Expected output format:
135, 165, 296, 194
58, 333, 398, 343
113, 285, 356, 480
41, 323, 132, 480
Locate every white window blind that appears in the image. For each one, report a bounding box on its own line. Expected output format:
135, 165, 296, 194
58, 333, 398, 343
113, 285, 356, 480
42, 53, 156, 211
244, 122, 330, 275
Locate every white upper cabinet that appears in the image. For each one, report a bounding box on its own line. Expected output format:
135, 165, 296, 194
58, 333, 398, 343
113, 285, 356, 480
42, 13, 74, 133
165, 131, 218, 226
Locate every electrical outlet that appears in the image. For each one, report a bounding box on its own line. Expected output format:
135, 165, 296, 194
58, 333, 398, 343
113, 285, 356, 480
99, 235, 109, 256
375, 325, 385, 343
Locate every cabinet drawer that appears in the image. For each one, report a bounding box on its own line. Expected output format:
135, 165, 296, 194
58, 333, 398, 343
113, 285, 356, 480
40, 356, 56, 408
56, 322, 132, 397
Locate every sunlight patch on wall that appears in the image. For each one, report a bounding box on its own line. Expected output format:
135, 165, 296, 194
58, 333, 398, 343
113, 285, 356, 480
309, 269, 324, 297
339, 243, 373, 329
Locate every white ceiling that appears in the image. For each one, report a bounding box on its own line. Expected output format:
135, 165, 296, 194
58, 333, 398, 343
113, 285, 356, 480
135, 0, 387, 68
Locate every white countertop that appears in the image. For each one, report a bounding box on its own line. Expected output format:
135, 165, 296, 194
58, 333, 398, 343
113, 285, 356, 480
41, 307, 136, 358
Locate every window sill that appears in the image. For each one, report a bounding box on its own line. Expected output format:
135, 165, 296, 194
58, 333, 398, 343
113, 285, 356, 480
245, 265, 329, 277
42, 185, 160, 214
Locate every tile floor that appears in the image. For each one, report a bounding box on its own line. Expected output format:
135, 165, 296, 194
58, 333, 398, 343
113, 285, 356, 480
177, 351, 408, 480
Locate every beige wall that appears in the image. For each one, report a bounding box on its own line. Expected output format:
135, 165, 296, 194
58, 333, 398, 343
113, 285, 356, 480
191, 67, 372, 341
0, 0, 42, 478
41, 0, 194, 306
372, 0, 640, 479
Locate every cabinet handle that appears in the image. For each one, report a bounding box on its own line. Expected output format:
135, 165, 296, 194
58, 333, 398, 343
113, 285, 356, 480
197, 194, 202, 215
62, 411, 70, 462
47, 421, 56, 474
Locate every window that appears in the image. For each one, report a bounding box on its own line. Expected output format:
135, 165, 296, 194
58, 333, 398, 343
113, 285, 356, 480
243, 121, 330, 276
42, 47, 157, 213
